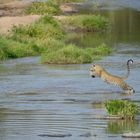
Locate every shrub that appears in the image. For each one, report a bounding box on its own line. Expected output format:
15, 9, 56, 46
107, 119, 138, 134
41, 44, 92, 64
41, 43, 111, 64
86, 43, 112, 56
25, 1, 61, 15
51, 0, 84, 4
82, 15, 110, 31
0, 36, 39, 60
11, 15, 64, 43
60, 15, 110, 32
105, 100, 139, 119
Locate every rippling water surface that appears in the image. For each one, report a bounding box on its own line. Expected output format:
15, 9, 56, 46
0, 0, 140, 140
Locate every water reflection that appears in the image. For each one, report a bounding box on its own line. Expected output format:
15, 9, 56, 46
0, 0, 140, 140
88, 0, 140, 11
69, 8, 140, 47
107, 119, 139, 134
101, 9, 140, 44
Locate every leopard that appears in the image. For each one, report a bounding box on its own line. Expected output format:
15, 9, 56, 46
90, 59, 135, 94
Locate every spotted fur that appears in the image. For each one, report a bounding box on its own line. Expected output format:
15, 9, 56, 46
90, 59, 135, 94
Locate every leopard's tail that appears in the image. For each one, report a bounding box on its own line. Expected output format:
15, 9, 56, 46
123, 59, 133, 80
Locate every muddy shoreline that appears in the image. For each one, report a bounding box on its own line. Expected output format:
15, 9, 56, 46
0, 1, 31, 17
0, 1, 81, 34
0, 1, 37, 34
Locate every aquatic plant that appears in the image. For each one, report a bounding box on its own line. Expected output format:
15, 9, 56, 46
105, 100, 139, 120
60, 15, 110, 32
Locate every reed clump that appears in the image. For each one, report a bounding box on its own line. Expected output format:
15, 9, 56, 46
41, 43, 111, 64
60, 15, 110, 32
105, 100, 139, 120
25, 1, 61, 15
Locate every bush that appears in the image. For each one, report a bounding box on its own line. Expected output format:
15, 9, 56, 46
25, 1, 61, 15
11, 15, 64, 43
41, 43, 111, 64
105, 100, 139, 119
51, 0, 84, 4
41, 44, 92, 64
0, 36, 39, 60
60, 15, 110, 32
86, 43, 112, 56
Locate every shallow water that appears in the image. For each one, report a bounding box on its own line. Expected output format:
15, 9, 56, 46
0, 0, 140, 140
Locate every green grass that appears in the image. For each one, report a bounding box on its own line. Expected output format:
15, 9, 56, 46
25, 0, 85, 15
10, 15, 64, 43
52, 0, 84, 4
25, 1, 61, 15
41, 43, 111, 64
41, 44, 92, 64
0, 13, 112, 63
0, 36, 39, 60
105, 100, 139, 120
60, 15, 110, 32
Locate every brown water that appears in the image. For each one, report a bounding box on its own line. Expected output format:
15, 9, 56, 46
0, 0, 140, 140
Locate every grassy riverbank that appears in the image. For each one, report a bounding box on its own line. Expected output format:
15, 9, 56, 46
25, 0, 84, 15
0, 0, 112, 63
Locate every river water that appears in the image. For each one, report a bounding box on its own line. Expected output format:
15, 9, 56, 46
0, 0, 140, 140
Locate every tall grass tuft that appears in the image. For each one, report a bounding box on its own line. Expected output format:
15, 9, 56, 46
51, 0, 84, 4
41, 44, 92, 64
25, 1, 61, 15
105, 100, 139, 120
41, 43, 111, 64
10, 15, 65, 43
0, 36, 39, 60
60, 15, 110, 32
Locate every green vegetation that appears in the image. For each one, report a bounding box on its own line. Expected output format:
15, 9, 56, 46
25, 1, 61, 15
41, 43, 111, 64
105, 100, 139, 120
53, 0, 84, 4
0, 15, 111, 63
25, 0, 84, 15
11, 15, 64, 42
0, 36, 39, 60
60, 15, 110, 32
0, 0, 112, 63
41, 44, 91, 64
0, 14, 111, 63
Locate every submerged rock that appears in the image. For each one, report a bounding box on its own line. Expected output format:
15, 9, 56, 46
38, 133, 72, 138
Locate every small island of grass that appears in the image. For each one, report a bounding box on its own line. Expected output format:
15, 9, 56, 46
105, 100, 139, 120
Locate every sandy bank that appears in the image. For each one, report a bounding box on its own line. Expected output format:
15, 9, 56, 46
0, 1, 82, 34
0, 15, 41, 34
